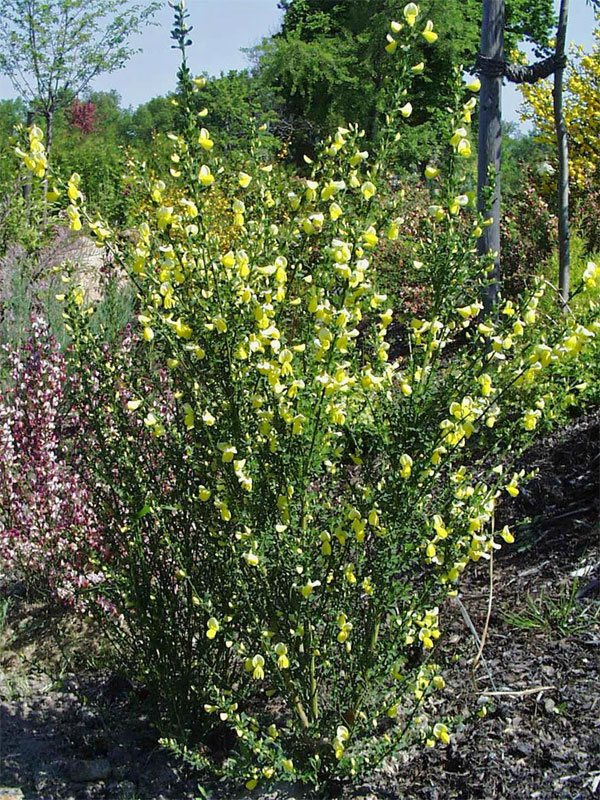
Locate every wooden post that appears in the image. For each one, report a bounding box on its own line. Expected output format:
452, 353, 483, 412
554, 0, 570, 311
477, 0, 505, 311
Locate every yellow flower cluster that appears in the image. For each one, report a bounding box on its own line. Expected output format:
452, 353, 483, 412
386, 4, 437, 55
520, 29, 600, 188
15, 124, 47, 178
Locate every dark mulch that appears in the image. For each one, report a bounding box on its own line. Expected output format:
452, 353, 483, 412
1, 413, 598, 800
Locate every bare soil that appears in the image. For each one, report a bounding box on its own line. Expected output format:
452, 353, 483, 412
1, 412, 598, 800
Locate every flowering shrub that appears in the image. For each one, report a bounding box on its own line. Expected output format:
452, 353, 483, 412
9, 1, 600, 791
500, 167, 558, 297
520, 27, 600, 192
519, 25, 600, 253
0, 317, 103, 603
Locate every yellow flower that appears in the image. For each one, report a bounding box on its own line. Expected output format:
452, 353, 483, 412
251, 654, 265, 679
361, 181, 376, 200
243, 551, 259, 567
218, 442, 237, 462
522, 408, 541, 430
457, 139, 471, 158
465, 77, 481, 92
500, 526, 514, 544
333, 725, 349, 759
400, 102, 413, 118
425, 164, 439, 179
157, 205, 174, 230
206, 617, 219, 639
399, 453, 413, 478
67, 173, 82, 201
583, 260, 600, 289
505, 473, 520, 497
385, 35, 397, 54
299, 579, 321, 598
198, 165, 214, 186
67, 205, 82, 232
173, 318, 193, 339
310, 212, 325, 230
330, 201, 343, 220
202, 410, 216, 426
221, 251, 236, 268
433, 722, 450, 744
213, 316, 227, 333
198, 127, 214, 150
337, 613, 353, 642
422, 20, 438, 43
412, 61, 425, 73
321, 180, 344, 200
349, 149, 368, 167
403, 3, 419, 26
179, 198, 198, 218
29, 124, 44, 142
274, 642, 289, 669
238, 171, 252, 188
361, 226, 378, 248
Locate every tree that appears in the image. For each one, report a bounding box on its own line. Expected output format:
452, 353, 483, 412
198, 71, 280, 155
256, 0, 555, 163
475, 0, 573, 307
553, 0, 570, 309
128, 95, 178, 147
0, 0, 160, 159
477, 0, 505, 310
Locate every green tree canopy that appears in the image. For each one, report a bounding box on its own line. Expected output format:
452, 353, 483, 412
0, 0, 160, 154
256, 0, 555, 163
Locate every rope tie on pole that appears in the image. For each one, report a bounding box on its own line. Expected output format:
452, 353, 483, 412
475, 54, 505, 77
475, 53, 567, 84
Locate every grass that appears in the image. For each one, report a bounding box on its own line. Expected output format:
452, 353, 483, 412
503, 579, 600, 637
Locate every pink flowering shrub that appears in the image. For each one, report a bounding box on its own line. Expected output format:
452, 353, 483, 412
0, 317, 104, 604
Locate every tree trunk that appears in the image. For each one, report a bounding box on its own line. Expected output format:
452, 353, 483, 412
477, 0, 505, 311
554, 0, 570, 311
44, 108, 54, 160
22, 109, 35, 203
43, 108, 54, 226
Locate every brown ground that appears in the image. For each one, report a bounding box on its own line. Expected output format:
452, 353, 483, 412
1, 412, 598, 800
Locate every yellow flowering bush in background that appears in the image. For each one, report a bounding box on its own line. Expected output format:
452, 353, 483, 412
520, 24, 600, 190
13, 1, 600, 791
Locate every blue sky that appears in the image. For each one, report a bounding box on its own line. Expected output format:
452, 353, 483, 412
0, 0, 284, 108
0, 0, 596, 125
